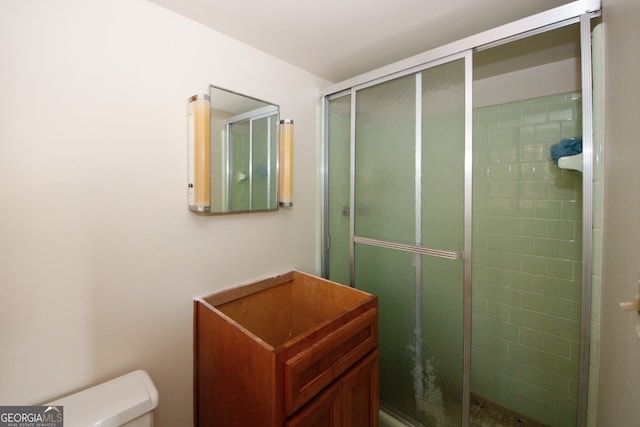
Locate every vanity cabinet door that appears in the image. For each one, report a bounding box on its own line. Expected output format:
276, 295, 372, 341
341, 351, 379, 427
286, 350, 379, 427
286, 381, 342, 427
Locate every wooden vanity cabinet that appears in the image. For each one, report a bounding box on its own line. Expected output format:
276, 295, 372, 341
194, 271, 379, 427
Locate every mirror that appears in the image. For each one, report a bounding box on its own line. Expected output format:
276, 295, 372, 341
208, 85, 279, 214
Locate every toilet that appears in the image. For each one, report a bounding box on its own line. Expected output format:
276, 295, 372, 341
46, 370, 159, 427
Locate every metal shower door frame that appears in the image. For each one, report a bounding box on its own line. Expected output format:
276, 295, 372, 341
343, 50, 473, 426
321, 1, 601, 425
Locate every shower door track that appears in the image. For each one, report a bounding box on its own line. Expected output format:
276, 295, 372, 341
321, 0, 600, 97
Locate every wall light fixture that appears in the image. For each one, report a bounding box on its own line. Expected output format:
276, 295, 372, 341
278, 119, 294, 207
188, 94, 211, 212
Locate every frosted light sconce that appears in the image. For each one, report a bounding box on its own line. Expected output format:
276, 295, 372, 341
188, 94, 211, 212
278, 119, 294, 207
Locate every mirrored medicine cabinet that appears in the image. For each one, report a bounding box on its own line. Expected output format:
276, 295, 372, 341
196, 85, 280, 214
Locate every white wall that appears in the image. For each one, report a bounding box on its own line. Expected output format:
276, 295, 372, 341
597, 0, 640, 424
0, 1, 327, 426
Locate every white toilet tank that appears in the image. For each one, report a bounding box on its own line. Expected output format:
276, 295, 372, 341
46, 370, 159, 427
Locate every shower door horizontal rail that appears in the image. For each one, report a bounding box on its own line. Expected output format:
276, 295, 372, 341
354, 236, 463, 260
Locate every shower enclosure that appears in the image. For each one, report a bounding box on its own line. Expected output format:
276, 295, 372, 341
321, 2, 601, 426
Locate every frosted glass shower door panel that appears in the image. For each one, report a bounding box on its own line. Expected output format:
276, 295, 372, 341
421, 59, 465, 252
419, 256, 465, 426
354, 244, 418, 417
327, 94, 352, 285
416, 58, 466, 426
355, 75, 416, 244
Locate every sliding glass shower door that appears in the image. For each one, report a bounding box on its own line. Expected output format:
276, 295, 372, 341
326, 55, 471, 426
324, 7, 599, 427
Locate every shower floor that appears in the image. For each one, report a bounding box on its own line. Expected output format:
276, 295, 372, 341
470, 394, 548, 427
380, 394, 549, 427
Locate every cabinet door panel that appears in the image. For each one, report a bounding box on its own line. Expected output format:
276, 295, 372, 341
341, 351, 379, 427
286, 381, 342, 427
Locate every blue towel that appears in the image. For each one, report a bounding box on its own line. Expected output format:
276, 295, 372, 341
550, 137, 582, 165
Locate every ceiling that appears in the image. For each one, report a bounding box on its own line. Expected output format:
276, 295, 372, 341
147, 0, 575, 83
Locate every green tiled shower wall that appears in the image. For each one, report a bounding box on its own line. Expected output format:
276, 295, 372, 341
471, 92, 584, 426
